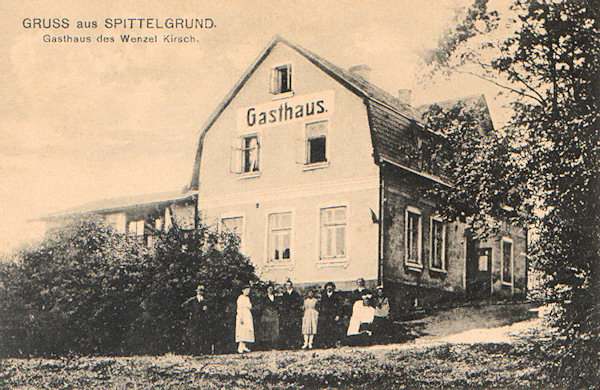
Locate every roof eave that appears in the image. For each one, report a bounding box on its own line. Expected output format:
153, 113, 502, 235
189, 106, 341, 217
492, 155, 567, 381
36, 192, 198, 222
378, 156, 453, 188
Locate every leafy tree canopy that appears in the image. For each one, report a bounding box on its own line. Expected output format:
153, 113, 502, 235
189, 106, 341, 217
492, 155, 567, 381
421, 0, 599, 341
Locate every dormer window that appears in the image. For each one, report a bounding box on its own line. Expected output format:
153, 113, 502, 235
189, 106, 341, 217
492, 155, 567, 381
270, 64, 292, 95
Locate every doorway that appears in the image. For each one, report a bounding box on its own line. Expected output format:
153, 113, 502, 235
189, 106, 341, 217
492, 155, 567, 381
466, 234, 492, 299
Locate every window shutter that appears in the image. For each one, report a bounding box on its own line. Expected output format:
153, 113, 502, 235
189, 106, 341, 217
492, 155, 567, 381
286, 66, 292, 91
269, 68, 277, 94
230, 136, 242, 173
294, 138, 306, 164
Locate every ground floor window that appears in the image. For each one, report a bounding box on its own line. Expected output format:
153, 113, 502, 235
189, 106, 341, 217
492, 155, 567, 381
268, 212, 291, 262
128, 220, 145, 236
501, 237, 513, 284
430, 217, 446, 271
405, 207, 422, 266
221, 216, 244, 247
320, 206, 346, 259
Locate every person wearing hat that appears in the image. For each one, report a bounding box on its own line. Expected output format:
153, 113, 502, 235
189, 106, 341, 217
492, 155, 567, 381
346, 291, 375, 345
373, 286, 391, 342
279, 279, 302, 349
185, 284, 213, 355
317, 281, 342, 348
235, 285, 254, 353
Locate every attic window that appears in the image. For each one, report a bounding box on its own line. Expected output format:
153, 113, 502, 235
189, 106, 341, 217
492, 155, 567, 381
270, 64, 292, 94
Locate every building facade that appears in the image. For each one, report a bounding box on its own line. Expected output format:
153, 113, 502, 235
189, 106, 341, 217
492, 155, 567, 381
42, 36, 527, 305
189, 36, 528, 301
41, 190, 197, 246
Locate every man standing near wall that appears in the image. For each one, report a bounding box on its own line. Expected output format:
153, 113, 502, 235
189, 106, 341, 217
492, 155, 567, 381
279, 280, 302, 349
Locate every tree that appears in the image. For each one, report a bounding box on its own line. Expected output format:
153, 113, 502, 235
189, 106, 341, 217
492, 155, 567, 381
0, 217, 258, 356
136, 223, 258, 354
421, 0, 598, 381
0, 217, 151, 356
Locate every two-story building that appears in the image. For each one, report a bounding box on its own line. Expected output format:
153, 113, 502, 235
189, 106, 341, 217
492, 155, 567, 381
188, 36, 528, 304
40, 36, 527, 307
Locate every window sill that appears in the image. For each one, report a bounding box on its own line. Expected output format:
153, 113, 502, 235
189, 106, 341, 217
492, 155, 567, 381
237, 171, 261, 179
302, 161, 329, 171
264, 261, 294, 271
429, 267, 447, 274
272, 91, 294, 100
316, 258, 349, 268
405, 261, 424, 272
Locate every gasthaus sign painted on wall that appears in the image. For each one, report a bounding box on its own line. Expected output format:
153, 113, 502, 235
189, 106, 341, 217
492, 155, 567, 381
236, 90, 335, 132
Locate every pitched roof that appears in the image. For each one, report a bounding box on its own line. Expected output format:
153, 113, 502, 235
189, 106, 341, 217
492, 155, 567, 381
417, 93, 494, 133
188, 35, 436, 190
188, 36, 493, 190
39, 190, 197, 221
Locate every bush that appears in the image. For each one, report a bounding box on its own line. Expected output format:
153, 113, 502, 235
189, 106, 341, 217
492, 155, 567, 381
0, 217, 258, 357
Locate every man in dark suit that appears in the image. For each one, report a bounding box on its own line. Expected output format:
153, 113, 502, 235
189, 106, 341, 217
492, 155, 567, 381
279, 279, 302, 349
185, 284, 213, 355
317, 281, 343, 348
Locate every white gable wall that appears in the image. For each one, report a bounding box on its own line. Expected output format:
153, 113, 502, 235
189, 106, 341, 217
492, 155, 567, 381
197, 43, 380, 286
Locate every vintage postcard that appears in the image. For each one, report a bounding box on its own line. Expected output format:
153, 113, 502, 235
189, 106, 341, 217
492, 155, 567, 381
1, 0, 596, 388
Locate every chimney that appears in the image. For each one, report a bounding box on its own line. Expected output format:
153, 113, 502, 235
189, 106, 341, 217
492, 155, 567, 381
348, 64, 372, 81
398, 89, 412, 105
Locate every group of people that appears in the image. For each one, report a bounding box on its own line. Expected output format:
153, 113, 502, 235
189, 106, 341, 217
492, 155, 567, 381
235, 278, 391, 354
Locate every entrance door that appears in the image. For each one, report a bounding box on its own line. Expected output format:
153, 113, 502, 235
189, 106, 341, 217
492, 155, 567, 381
466, 233, 492, 299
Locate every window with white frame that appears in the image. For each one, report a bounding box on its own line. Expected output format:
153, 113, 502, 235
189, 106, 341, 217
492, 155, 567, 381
268, 212, 291, 262
430, 217, 446, 271
242, 135, 259, 173
405, 207, 422, 266
270, 64, 292, 94
501, 238, 513, 284
231, 134, 260, 174
320, 206, 346, 259
128, 220, 145, 236
221, 216, 244, 247
306, 120, 327, 164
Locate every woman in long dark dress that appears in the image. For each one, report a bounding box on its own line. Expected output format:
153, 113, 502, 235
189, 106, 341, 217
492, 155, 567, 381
317, 282, 342, 348
258, 283, 280, 350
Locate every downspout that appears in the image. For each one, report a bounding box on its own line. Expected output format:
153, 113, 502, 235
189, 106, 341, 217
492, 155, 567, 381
377, 161, 385, 286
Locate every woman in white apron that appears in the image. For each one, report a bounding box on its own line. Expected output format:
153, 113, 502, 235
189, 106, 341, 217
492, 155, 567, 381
236, 285, 254, 353
347, 293, 375, 337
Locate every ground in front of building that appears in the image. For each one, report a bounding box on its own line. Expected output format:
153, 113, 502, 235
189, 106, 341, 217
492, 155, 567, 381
0, 303, 568, 389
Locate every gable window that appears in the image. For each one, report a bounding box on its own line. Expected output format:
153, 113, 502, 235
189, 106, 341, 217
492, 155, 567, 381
270, 64, 292, 95
405, 207, 422, 268
221, 216, 244, 248
320, 206, 346, 259
501, 237, 513, 285
268, 212, 291, 262
430, 217, 446, 271
306, 120, 327, 164
231, 134, 260, 174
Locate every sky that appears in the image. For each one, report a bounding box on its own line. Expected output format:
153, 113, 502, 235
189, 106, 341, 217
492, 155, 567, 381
0, 0, 511, 254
